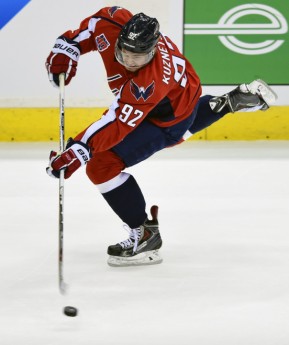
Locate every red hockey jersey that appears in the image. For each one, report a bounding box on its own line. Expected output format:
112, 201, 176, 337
62, 6, 202, 152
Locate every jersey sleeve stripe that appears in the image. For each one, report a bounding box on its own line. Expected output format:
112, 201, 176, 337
80, 94, 121, 144
92, 16, 123, 28
80, 110, 117, 144
72, 18, 102, 42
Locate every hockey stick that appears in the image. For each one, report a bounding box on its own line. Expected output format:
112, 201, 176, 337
58, 73, 67, 295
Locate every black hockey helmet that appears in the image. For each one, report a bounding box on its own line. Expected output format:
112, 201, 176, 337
117, 13, 160, 53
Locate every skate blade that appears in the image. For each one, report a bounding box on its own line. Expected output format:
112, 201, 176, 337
107, 250, 163, 267
248, 79, 278, 105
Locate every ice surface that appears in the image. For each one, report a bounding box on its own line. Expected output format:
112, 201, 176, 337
0, 141, 289, 345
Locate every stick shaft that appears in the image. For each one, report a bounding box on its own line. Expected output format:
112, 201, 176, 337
58, 73, 66, 294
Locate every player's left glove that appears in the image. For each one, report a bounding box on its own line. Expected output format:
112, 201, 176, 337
46, 138, 91, 179
45, 36, 81, 87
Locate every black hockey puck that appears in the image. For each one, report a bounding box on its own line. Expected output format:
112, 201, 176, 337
63, 306, 78, 317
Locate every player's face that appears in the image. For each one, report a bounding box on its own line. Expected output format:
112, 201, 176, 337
121, 50, 149, 71
115, 45, 156, 72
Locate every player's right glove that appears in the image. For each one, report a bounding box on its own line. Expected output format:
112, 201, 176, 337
45, 36, 81, 87
46, 138, 91, 179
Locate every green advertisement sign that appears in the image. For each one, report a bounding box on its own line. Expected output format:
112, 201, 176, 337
184, 1, 289, 84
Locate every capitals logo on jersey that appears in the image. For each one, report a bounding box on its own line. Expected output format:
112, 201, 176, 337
108, 6, 122, 17
130, 80, 155, 101
95, 34, 110, 52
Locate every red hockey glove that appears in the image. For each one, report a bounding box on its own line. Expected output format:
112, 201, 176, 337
46, 138, 91, 179
45, 36, 81, 87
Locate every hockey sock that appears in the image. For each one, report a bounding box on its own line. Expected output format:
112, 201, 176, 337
189, 95, 229, 134
101, 174, 147, 228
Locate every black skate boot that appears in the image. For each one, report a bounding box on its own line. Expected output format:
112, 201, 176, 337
209, 79, 277, 113
107, 205, 163, 267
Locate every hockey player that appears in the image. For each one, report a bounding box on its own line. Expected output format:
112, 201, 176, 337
45, 7, 277, 266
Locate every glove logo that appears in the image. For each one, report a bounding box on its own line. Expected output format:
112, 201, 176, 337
184, 4, 288, 55
53, 43, 80, 59
77, 149, 89, 162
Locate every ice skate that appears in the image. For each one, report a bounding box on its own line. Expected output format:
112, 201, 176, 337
107, 205, 163, 267
209, 79, 277, 113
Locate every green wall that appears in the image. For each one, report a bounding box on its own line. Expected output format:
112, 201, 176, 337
184, 1, 289, 84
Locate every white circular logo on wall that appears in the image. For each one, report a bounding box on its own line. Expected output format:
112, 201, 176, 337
184, 4, 288, 55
